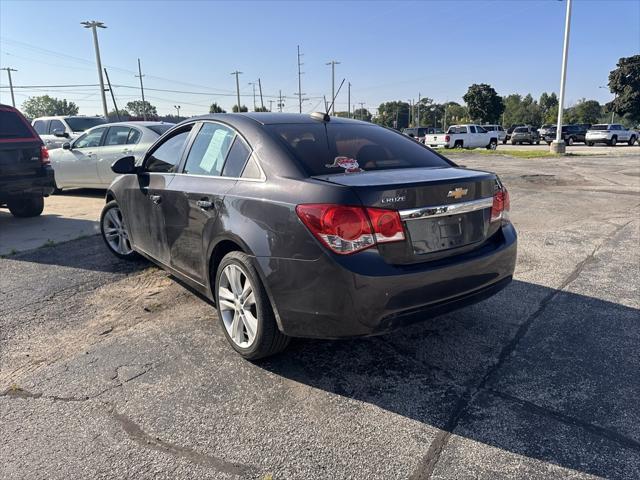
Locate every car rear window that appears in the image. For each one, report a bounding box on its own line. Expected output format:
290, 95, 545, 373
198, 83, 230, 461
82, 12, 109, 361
267, 123, 450, 176
147, 124, 174, 135
65, 117, 106, 132
0, 109, 36, 140
514, 127, 528, 133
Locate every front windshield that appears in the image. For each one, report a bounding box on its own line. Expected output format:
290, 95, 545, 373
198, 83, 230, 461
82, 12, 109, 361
65, 117, 106, 132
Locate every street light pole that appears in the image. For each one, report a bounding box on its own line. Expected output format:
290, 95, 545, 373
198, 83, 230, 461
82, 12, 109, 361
174, 105, 181, 117
231, 71, 242, 112
81, 21, 109, 119
551, 0, 572, 154
326, 60, 340, 115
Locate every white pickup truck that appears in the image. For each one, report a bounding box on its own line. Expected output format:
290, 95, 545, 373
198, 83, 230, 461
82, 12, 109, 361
427, 124, 498, 150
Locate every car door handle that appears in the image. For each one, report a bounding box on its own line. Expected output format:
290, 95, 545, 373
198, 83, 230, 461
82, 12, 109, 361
196, 200, 214, 210
150, 194, 162, 205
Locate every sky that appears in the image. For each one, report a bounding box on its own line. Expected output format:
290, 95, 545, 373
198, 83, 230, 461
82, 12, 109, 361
1, 0, 639, 117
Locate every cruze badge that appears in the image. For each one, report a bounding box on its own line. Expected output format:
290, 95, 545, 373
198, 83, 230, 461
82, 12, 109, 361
447, 188, 468, 199
382, 195, 406, 204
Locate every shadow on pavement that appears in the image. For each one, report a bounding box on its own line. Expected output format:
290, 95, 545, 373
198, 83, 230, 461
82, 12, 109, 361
259, 280, 640, 478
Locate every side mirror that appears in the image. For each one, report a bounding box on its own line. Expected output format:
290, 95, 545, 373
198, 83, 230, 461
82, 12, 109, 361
111, 156, 138, 174
53, 129, 69, 138
62, 142, 71, 150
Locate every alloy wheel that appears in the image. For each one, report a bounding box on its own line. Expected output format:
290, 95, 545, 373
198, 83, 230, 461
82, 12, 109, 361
218, 264, 258, 348
102, 206, 133, 255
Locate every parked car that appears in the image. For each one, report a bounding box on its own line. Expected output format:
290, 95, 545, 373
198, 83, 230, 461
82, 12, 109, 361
585, 124, 638, 146
482, 125, 507, 144
428, 124, 499, 149
49, 122, 174, 190
0, 104, 55, 217
510, 126, 540, 145
538, 124, 555, 139
100, 113, 517, 359
32, 115, 106, 150
402, 126, 442, 143
505, 124, 526, 143
544, 124, 587, 145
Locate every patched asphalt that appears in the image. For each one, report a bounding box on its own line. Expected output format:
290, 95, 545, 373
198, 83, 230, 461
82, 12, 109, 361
1, 153, 638, 479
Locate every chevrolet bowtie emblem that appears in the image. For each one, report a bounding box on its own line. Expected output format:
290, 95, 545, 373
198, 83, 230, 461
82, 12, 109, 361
447, 188, 468, 199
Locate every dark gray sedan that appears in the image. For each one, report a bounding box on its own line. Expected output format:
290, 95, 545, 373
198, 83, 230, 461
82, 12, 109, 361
101, 113, 517, 359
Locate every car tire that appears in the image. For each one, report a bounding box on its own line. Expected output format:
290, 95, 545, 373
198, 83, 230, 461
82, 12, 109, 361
546, 141, 552, 145
487, 139, 497, 150
567, 137, 574, 146
587, 142, 594, 146
610, 136, 617, 146
7, 196, 44, 217
215, 251, 290, 360
628, 135, 636, 146
100, 200, 138, 260
535, 140, 540, 145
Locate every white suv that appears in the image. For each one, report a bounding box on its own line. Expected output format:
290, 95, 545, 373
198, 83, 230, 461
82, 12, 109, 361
31, 116, 106, 149
585, 124, 638, 146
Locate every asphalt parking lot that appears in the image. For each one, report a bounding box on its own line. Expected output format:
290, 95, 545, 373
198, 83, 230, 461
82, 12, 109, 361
1, 152, 639, 479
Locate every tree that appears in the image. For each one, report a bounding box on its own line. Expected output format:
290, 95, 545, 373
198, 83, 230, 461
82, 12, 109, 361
107, 109, 131, 122
463, 84, 504, 124
209, 102, 226, 113
539, 92, 558, 122
570, 99, 602, 124
22, 95, 79, 118
125, 100, 157, 118
254, 106, 269, 112
374, 101, 410, 129
232, 105, 248, 113
353, 108, 372, 122
443, 101, 469, 127
608, 55, 640, 122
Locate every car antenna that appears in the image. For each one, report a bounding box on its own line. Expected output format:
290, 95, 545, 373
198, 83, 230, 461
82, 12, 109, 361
326, 78, 345, 116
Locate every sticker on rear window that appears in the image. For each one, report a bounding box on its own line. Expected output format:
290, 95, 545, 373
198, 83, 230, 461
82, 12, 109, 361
325, 156, 363, 174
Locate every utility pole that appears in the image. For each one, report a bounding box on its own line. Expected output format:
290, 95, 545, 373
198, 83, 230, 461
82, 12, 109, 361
1, 67, 17, 107
103, 68, 120, 121
325, 60, 340, 115
408, 99, 413, 127
135, 58, 147, 120
358, 102, 365, 120
278, 90, 284, 112
296, 45, 305, 113
231, 70, 242, 112
417, 92, 421, 127
248, 81, 257, 110
347, 82, 351, 118
258, 78, 265, 110
269, 99, 273, 112
552, 0, 572, 154
81, 21, 109, 119
174, 105, 181, 117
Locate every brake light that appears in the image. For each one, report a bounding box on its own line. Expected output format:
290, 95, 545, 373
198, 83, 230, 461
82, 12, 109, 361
491, 188, 510, 222
445, 135, 450, 142
296, 204, 405, 254
40, 146, 50, 166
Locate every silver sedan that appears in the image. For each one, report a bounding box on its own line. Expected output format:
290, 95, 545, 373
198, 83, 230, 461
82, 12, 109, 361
50, 122, 174, 190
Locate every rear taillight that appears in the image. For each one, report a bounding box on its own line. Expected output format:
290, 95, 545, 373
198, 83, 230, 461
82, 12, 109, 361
445, 135, 450, 142
40, 146, 50, 166
296, 204, 405, 255
491, 188, 510, 222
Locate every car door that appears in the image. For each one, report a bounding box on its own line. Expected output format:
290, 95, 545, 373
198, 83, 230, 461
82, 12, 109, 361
97, 126, 139, 187
56, 126, 106, 187
123, 124, 194, 265
161, 121, 244, 283
615, 125, 629, 141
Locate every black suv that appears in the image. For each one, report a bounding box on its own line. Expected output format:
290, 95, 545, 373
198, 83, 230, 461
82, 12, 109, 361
0, 104, 55, 217
543, 124, 587, 145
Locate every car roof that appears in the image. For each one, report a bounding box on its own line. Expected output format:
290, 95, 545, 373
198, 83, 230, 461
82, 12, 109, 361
102, 121, 173, 127
32, 115, 104, 120
184, 112, 366, 126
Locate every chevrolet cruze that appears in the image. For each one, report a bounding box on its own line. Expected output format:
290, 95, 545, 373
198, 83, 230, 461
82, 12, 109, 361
101, 113, 517, 359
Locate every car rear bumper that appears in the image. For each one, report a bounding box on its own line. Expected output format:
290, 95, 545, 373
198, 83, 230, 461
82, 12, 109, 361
257, 222, 517, 338
0, 167, 56, 202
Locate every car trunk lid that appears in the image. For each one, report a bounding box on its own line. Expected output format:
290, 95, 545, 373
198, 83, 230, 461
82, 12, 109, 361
313, 167, 501, 264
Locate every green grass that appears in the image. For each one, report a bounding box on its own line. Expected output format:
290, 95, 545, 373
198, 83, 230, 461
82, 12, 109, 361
442, 148, 571, 159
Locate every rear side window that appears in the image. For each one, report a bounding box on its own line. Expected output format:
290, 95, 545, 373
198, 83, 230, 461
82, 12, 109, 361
447, 126, 467, 134
127, 128, 142, 144
267, 123, 450, 176
0, 109, 35, 140
222, 137, 251, 177
146, 127, 192, 173
104, 126, 132, 146
183, 122, 235, 176
33, 120, 48, 135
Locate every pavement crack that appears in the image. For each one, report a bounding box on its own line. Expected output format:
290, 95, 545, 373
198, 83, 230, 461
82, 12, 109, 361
110, 407, 255, 477
409, 220, 634, 480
